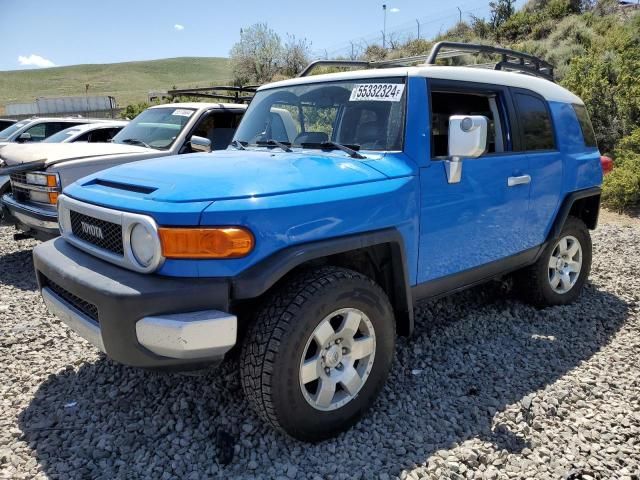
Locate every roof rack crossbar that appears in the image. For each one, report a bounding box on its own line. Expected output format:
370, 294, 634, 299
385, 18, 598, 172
298, 41, 554, 81
167, 85, 257, 104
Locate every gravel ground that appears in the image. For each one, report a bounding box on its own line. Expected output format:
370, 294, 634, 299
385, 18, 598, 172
1, 214, 639, 480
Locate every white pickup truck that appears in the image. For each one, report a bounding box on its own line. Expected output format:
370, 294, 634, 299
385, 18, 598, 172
0, 102, 248, 239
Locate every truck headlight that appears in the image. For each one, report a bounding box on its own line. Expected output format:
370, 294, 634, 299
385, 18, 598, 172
130, 223, 157, 267
26, 172, 58, 187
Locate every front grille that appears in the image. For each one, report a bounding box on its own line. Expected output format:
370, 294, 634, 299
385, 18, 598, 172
70, 210, 124, 255
9, 172, 30, 202
43, 276, 99, 323
9, 172, 27, 184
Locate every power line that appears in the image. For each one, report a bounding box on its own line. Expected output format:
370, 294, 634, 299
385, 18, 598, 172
319, 5, 485, 59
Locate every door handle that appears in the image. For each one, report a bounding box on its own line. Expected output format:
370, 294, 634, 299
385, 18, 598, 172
508, 175, 531, 187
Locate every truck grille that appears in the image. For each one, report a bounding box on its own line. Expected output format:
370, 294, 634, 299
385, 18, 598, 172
70, 210, 124, 255
9, 172, 30, 202
43, 276, 99, 323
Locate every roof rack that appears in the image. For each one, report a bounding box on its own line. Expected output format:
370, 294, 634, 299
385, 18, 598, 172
298, 41, 554, 81
426, 42, 554, 81
167, 85, 258, 104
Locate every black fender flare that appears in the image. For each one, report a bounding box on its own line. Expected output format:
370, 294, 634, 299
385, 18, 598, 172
231, 228, 414, 335
548, 186, 601, 241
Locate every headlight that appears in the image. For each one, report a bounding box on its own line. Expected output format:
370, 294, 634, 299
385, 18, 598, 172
26, 172, 58, 187
130, 223, 156, 267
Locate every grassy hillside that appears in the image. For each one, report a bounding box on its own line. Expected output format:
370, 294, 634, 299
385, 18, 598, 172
0, 57, 232, 108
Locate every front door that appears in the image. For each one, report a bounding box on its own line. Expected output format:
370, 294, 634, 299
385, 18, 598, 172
417, 81, 532, 283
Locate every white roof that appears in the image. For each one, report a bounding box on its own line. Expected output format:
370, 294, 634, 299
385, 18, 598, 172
260, 65, 582, 104
150, 102, 248, 110
60, 120, 129, 133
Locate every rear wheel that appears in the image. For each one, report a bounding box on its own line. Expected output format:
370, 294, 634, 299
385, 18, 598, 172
240, 266, 395, 441
516, 216, 592, 307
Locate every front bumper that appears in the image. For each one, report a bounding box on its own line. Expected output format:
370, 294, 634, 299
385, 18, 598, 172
1, 193, 58, 239
33, 238, 236, 369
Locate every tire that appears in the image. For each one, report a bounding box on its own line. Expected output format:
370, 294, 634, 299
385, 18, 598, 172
240, 266, 395, 441
516, 216, 592, 307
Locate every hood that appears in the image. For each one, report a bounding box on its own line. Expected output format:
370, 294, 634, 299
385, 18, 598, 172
69, 149, 389, 204
0, 142, 151, 167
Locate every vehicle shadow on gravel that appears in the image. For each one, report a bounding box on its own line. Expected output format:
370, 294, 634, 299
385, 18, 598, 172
0, 246, 38, 291
18, 282, 630, 479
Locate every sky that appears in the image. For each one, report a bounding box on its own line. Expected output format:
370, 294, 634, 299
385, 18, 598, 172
0, 0, 526, 71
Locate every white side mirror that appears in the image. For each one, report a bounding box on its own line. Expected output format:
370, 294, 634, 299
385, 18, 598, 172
445, 115, 488, 184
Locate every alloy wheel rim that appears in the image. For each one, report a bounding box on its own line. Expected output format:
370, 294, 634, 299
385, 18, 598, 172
548, 235, 582, 294
299, 308, 376, 411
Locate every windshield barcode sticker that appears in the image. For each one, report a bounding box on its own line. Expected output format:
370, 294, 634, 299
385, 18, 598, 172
349, 84, 405, 102
172, 109, 194, 117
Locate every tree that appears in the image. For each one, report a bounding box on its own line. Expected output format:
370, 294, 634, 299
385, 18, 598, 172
281, 34, 312, 78
230, 23, 311, 84
489, 0, 516, 30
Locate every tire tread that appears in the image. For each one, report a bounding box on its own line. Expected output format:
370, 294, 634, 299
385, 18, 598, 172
240, 266, 388, 436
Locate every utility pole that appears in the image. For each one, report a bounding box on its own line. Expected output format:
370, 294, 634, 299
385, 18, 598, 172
457, 6, 462, 24
382, 4, 387, 48
416, 19, 420, 39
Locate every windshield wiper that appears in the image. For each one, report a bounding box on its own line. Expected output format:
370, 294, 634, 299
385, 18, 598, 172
231, 140, 247, 150
120, 138, 151, 149
255, 139, 292, 152
300, 141, 366, 159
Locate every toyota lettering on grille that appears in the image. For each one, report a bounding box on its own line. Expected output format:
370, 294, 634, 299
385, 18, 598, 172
80, 221, 104, 240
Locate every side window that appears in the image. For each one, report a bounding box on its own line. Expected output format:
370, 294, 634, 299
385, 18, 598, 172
24, 123, 47, 141
45, 122, 76, 138
74, 131, 92, 142
572, 104, 597, 148
430, 89, 507, 158
87, 128, 118, 143
514, 93, 555, 151
191, 110, 244, 150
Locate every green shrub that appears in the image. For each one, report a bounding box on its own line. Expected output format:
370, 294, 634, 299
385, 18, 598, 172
601, 158, 640, 211
601, 128, 640, 211
120, 102, 149, 120
562, 21, 640, 152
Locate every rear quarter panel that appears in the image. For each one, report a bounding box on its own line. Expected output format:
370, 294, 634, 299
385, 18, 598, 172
545, 101, 602, 237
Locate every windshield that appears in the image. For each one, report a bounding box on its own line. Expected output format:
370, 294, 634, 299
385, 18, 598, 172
0, 121, 28, 141
112, 107, 195, 149
234, 77, 406, 152
43, 127, 81, 143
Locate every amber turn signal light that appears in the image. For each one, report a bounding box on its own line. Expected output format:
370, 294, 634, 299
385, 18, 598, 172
158, 227, 254, 259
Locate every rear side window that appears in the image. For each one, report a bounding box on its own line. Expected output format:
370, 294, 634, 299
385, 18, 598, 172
572, 104, 597, 148
514, 93, 555, 151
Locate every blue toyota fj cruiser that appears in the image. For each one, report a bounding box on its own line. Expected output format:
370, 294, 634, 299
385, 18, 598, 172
33, 43, 604, 441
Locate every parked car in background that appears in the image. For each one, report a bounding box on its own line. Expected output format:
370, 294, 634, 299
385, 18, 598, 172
42, 121, 128, 144
0, 103, 248, 239
0, 117, 110, 149
0, 119, 127, 208
31, 43, 605, 440
0, 119, 17, 131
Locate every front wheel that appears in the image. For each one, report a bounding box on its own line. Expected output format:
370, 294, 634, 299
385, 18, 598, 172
240, 266, 395, 441
516, 216, 592, 307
